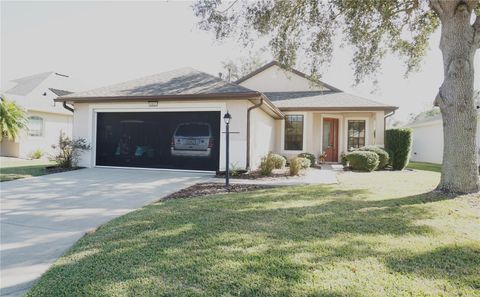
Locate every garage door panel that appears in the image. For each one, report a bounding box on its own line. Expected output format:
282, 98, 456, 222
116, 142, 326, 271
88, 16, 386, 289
96, 111, 220, 171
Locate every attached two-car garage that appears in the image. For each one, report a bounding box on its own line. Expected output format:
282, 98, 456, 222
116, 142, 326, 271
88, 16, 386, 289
95, 111, 220, 171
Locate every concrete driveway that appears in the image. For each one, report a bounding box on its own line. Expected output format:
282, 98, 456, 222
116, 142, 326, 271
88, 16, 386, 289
0, 168, 209, 297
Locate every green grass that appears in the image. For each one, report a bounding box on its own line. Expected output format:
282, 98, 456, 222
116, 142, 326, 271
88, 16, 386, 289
407, 161, 442, 173
0, 159, 55, 182
26, 170, 480, 297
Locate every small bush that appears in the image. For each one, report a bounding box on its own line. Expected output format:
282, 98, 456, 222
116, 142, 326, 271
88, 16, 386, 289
30, 149, 43, 160
297, 152, 315, 167
289, 157, 311, 175
385, 128, 412, 170
340, 152, 348, 166
299, 157, 311, 169
229, 162, 242, 177
269, 153, 286, 169
357, 146, 389, 169
50, 133, 90, 168
346, 151, 379, 172
259, 153, 276, 176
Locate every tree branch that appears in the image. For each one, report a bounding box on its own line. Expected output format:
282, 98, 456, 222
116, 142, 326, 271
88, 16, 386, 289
429, 0, 444, 17
474, 14, 480, 48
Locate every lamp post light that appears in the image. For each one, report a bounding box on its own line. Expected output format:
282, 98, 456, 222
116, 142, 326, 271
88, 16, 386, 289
223, 111, 232, 187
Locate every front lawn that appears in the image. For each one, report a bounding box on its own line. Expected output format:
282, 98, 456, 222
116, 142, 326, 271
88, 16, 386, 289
407, 161, 442, 173
0, 158, 55, 182
27, 170, 479, 296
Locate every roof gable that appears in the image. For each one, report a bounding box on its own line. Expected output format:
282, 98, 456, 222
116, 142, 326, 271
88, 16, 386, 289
5, 72, 54, 96
235, 61, 341, 93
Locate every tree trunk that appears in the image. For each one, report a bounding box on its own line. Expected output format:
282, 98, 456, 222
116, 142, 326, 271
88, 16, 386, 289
434, 1, 480, 193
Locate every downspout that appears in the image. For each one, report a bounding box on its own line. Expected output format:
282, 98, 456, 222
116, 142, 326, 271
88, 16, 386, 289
383, 110, 396, 147
62, 101, 74, 113
246, 98, 263, 171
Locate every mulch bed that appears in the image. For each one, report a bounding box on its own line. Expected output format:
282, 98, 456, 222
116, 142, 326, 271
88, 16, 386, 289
162, 183, 277, 200
215, 168, 294, 180
45, 166, 82, 174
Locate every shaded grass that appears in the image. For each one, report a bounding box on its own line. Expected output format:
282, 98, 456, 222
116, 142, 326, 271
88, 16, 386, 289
26, 170, 480, 297
0, 164, 53, 182
407, 161, 442, 173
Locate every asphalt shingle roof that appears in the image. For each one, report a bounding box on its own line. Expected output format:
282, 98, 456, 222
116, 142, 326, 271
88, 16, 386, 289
5, 72, 54, 96
49, 88, 73, 96
62, 68, 256, 98
264, 91, 395, 110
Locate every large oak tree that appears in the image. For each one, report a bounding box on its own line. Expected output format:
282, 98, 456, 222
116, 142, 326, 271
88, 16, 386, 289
194, 0, 480, 194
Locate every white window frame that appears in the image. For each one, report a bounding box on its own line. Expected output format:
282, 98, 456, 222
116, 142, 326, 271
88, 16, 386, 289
344, 117, 369, 151
27, 116, 44, 137
281, 112, 307, 153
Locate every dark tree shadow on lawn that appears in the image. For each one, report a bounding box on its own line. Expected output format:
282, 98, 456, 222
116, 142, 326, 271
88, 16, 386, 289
385, 245, 480, 290
25, 185, 464, 297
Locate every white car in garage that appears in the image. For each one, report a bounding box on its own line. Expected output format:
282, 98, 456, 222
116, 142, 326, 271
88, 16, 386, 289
171, 122, 214, 157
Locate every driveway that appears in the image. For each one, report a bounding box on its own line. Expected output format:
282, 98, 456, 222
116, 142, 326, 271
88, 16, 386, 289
0, 168, 209, 297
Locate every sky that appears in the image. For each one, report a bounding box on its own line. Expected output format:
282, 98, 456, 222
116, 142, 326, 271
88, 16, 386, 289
1, 1, 479, 123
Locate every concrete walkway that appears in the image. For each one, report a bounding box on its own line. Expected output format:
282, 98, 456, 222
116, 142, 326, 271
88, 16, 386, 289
0, 168, 209, 297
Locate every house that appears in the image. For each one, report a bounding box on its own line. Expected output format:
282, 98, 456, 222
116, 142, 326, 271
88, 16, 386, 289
1, 72, 74, 159
405, 112, 480, 164
54, 61, 397, 172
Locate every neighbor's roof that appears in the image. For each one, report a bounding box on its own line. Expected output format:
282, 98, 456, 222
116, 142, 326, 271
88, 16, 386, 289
58, 68, 258, 100
235, 61, 342, 92
49, 88, 73, 96
5, 72, 54, 96
264, 91, 397, 112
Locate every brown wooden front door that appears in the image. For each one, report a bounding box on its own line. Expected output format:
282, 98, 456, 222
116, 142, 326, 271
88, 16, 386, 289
322, 118, 339, 162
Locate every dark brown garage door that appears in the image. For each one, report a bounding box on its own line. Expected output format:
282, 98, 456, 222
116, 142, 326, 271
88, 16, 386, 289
95, 111, 220, 171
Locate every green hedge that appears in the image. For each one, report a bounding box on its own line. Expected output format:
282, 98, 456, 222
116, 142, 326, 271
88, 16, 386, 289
357, 146, 389, 169
385, 128, 412, 170
289, 157, 310, 176
346, 151, 379, 172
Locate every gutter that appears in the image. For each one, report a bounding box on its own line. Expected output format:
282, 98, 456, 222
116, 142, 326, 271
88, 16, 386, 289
246, 98, 263, 170
62, 101, 74, 113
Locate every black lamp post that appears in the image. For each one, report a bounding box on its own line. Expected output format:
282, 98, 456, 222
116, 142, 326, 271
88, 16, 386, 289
223, 111, 232, 187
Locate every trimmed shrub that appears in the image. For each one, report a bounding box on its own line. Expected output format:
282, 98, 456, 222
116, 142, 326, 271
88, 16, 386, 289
385, 128, 412, 170
297, 152, 315, 167
259, 153, 276, 176
357, 146, 389, 169
269, 153, 286, 169
346, 151, 379, 172
288, 157, 301, 176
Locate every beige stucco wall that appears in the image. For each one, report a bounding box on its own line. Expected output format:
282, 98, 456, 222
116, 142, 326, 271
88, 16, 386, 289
239, 65, 329, 92
276, 111, 383, 162
249, 107, 277, 169
0, 111, 73, 159
72, 99, 276, 171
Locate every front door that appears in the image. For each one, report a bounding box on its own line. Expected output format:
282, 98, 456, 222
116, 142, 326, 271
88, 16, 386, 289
322, 118, 339, 162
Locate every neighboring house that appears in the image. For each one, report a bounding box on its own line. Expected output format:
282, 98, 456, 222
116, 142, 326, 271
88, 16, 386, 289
405, 112, 480, 164
1, 72, 74, 158
54, 61, 397, 172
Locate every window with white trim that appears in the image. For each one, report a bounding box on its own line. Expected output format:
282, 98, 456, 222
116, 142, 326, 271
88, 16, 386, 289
27, 116, 44, 137
284, 115, 304, 150
347, 120, 366, 150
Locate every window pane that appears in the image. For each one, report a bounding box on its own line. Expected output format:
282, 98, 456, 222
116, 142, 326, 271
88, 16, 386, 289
28, 116, 43, 137
284, 115, 304, 150
347, 120, 365, 150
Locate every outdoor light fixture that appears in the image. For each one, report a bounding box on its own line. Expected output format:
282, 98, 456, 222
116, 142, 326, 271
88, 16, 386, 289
224, 111, 232, 187
223, 111, 232, 124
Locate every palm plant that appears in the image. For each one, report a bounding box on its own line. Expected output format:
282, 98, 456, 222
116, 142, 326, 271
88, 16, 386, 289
0, 95, 27, 141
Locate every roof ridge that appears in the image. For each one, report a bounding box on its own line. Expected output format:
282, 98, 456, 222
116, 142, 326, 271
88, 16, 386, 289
234, 60, 342, 92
